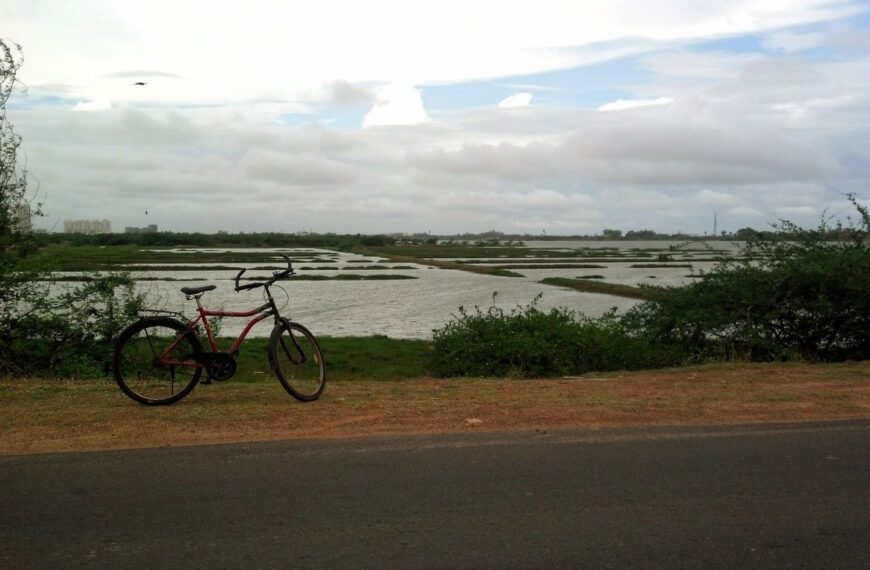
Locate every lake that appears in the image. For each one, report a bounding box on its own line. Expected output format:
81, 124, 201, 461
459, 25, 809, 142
82, 241, 733, 339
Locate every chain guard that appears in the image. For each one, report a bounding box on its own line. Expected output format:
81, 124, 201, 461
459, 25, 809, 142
206, 352, 237, 381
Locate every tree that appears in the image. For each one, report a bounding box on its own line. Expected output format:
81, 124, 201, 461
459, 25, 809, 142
0, 39, 143, 377
734, 227, 759, 241
0, 39, 44, 371
1, 40, 33, 246
624, 229, 657, 240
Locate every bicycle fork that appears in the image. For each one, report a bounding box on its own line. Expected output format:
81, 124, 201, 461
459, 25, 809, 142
279, 328, 308, 365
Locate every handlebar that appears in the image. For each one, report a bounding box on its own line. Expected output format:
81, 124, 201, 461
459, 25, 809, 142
234, 254, 295, 292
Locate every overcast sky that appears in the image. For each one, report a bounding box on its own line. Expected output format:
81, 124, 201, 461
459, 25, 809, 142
3, 0, 869, 235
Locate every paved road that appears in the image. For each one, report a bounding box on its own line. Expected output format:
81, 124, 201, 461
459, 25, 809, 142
2, 421, 868, 569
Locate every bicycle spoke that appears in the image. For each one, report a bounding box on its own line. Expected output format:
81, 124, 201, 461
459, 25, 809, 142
271, 322, 325, 401
115, 320, 202, 405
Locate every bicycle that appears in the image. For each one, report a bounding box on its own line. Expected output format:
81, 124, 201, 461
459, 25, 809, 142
112, 255, 326, 405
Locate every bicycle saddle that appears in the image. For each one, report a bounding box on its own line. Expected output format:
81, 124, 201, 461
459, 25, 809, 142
180, 285, 216, 295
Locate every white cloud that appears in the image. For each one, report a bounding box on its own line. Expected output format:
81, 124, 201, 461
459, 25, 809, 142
498, 93, 534, 108
598, 97, 673, 111
241, 148, 355, 186
728, 206, 763, 217
2, 0, 862, 106
413, 94, 837, 187
763, 30, 824, 53
505, 189, 592, 211
503, 83, 562, 92
73, 99, 112, 112
4, 1, 869, 235
329, 80, 374, 107
432, 189, 601, 231
363, 83, 430, 127
776, 205, 816, 215
695, 189, 739, 206
639, 51, 760, 81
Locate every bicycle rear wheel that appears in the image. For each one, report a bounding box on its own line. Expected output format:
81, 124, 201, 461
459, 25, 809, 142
113, 317, 204, 405
268, 320, 326, 402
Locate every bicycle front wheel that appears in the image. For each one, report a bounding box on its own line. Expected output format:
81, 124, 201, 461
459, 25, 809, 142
268, 320, 326, 402
113, 317, 204, 405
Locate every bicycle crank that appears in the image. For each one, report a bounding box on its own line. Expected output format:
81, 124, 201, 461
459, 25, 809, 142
205, 352, 237, 381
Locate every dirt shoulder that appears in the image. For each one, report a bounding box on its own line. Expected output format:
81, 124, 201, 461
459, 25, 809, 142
1, 361, 868, 456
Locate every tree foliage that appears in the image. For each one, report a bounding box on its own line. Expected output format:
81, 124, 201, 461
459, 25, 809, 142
625, 196, 870, 362
35, 230, 397, 249
1, 39, 143, 377
1, 40, 31, 254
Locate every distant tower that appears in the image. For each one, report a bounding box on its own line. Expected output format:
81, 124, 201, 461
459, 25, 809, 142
15, 204, 31, 233
713, 212, 718, 237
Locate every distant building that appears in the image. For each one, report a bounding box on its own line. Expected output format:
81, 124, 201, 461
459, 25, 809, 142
125, 224, 158, 234
64, 219, 111, 234
15, 204, 31, 233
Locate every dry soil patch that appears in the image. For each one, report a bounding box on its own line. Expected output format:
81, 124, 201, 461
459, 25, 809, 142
1, 362, 867, 455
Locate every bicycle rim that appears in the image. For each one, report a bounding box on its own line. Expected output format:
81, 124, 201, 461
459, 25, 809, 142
115, 321, 202, 405
270, 322, 325, 401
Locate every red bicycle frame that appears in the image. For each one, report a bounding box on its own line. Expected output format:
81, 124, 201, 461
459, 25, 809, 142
157, 297, 278, 368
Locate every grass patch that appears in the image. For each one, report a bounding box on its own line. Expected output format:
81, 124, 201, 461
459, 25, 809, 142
46, 273, 419, 283
354, 251, 524, 278
540, 277, 659, 300
629, 263, 694, 269
317, 336, 432, 381
18, 245, 311, 271
340, 265, 418, 270
45, 275, 209, 282
242, 274, 417, 281
354, 244, 742, 279
490, 264, 607, 270
169, 336, 434, 383
462, 258, 650, 264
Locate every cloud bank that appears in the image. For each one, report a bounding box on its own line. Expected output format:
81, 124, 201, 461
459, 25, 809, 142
2, 0, 868, 235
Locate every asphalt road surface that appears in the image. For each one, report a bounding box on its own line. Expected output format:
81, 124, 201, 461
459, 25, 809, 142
2, 421, 868, 569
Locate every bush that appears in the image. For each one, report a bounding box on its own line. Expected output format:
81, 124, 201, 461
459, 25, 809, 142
1, 274, 144, 377
431, 296, 683, 378
433, 198, 869, 377
625, 196, 870, 362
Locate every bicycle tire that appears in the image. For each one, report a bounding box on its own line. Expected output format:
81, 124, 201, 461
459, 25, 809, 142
268, 319, 326, 402
113, 317, 204, 406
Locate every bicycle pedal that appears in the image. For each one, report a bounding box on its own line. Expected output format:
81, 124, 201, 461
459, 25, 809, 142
201, 378, 213, 385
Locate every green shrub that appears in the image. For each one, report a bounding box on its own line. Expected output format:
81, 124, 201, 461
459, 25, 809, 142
433, 198, 869, 376
625, 196, 870, 362
431, 296, 683, 378
2, 274, 144, 377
